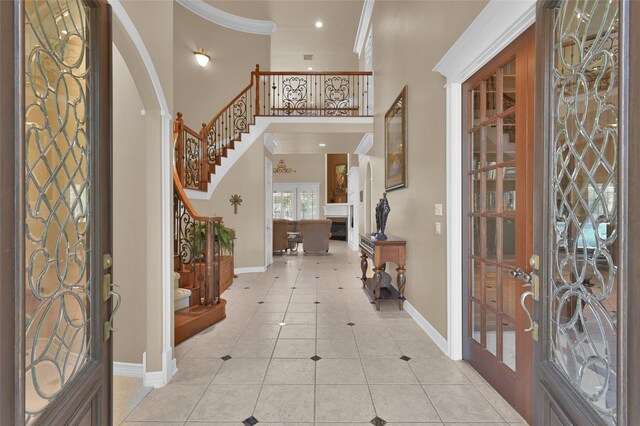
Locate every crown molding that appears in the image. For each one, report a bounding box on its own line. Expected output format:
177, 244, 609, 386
353, 0, 375, 57
354, 133, 373, 157
433, 0, 535, 83
176, 0, 276, 35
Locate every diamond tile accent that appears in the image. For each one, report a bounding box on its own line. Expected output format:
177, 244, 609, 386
258, 301, 264, 304
310, 355, 322, 362
315, 276, 320, 278
314, 301, 321, 304
338, 287, 344, 289
371, 416, 387, 426
291, 287, 297, 289
400, 355, 412, 361
244, 287, 250, 289
243, 416, 259, 426
221, 355, 232, 361
347, 322, 355, 327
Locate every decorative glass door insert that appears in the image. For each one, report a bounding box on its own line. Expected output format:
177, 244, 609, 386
548, 0, 619, 423
24, 0, 91, 422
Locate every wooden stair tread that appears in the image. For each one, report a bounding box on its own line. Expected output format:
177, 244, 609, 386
174, 299, 227, 345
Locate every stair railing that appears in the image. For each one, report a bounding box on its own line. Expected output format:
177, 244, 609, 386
175, 65, 373, 191
173, 124, 223, 305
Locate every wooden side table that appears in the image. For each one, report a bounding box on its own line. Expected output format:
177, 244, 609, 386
359, 234, 407, 310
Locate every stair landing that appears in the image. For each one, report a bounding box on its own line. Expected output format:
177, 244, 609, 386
174, 299, 227, 345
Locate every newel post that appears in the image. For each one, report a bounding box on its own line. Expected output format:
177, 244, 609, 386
200, 122, 208, 191
205, 219, 215, 305
175, 112, 185, 185
254, 64, 261, 117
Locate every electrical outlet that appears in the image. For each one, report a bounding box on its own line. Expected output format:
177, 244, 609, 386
435, 203, 443, 216
435, 222, 442, 235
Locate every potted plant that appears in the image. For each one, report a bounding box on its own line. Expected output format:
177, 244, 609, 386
190, 222, 234, 259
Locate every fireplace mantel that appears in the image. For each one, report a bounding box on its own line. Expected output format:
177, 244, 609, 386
322, 203, 349, 218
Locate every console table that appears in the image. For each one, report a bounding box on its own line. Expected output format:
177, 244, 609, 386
359, 234, 407, 310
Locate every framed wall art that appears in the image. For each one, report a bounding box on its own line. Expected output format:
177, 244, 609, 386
385, 85, 407, 190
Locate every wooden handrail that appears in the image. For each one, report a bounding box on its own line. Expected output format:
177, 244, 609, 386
202, 81, 254, 137
173, 169, 222, 223
252, 71, 373, 76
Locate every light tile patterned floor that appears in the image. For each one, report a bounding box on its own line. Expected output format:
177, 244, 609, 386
120, 241, 527, 425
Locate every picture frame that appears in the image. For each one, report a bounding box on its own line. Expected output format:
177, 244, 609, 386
385, 85, 408, 191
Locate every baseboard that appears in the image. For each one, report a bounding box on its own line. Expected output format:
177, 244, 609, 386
235, 266, 267, 274
143, 370, 165, 388
113, 362, 143, 378
403, 300, 450, 357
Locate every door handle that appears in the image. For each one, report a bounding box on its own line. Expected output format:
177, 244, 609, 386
104, 284, 122, 341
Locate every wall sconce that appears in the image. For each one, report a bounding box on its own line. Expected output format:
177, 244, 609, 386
194, 48, 211, 67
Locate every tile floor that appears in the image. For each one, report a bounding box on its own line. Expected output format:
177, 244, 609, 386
119, 241, 527, 425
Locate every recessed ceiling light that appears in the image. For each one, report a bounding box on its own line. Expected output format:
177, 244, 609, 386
319, 143, 326, 147
308, 67, 313, 71
315, 20, 323, 28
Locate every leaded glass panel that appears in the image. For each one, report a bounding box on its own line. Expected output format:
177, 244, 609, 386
24, 1, 91, 423
549, 1, 619, 423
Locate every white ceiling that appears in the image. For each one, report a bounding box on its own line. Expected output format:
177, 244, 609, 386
272, 132, 364, 154
207, 0, 363, 71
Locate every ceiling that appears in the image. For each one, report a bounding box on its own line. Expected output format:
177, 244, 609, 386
272, 132, 364, 154
207, 0, 363, 71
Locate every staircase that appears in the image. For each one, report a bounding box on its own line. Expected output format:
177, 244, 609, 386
174, 65, 373, 193
171, 66, 372, 344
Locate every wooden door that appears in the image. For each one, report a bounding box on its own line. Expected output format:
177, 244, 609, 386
0, 1, 114, 424
533, 0, 640, 424
462, 27, 536, 423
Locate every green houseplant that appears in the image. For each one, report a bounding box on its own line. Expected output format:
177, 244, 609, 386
190, 222, 234, 260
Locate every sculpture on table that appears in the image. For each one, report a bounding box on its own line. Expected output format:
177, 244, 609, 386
373, 193, 391, 240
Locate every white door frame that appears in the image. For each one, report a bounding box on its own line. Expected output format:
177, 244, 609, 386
265, 157, 273, 267
433, 0, 536, 360
348, 166, 360, 251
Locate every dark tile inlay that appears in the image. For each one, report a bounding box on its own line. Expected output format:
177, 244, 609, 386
314, 301, 320, 304
347, 322, 355, 327
310, 355, 322, 362
371, 416, 387, 426
258, 301, 264, 304
243, 416, 259, 426
315, 276, 319, 278
221, 355, 232, 361
291, 287, 297, 289
338, 287, 344, 289
244, 287, 250, 289
275, 277, 279, 279
400, 355, 412, 361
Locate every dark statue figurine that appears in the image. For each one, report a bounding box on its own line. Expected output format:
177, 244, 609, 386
372, 193, 391, 240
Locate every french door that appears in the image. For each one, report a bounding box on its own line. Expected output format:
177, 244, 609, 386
462, 26, 536, 423
533, 0, 639, 424
0, 1, 114, 425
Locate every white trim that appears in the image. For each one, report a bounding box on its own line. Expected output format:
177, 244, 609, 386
354, 133, 373, 159
433, 0, 536, 361
142, 352, 167, 388
110, 0, 174, 385
113, 362, 144, 378
263, 133, 277, 154
176, 0, 276, 35
353, 0, 375, 57
404, 301, 449, 357
265, 157, 274, 267
235, 266, 268, 274
433, 0, 536, 82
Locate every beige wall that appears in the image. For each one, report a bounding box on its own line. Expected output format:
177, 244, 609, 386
192, 139, 267, 269
361, 0, 487, 338
273, 154, 327, 215
112, 46, 147, 364
173, 3, 271, 126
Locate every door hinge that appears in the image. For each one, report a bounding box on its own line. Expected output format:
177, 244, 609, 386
532, 321, 539, 342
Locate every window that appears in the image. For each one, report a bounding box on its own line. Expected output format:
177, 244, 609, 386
273, 183, 320, 220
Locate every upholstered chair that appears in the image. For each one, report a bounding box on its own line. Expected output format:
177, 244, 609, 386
272, 219, 289, 253
299, 219, 332, 253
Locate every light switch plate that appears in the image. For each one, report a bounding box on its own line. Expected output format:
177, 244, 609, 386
435, 222, 442, 235
435, 204, 443, 216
